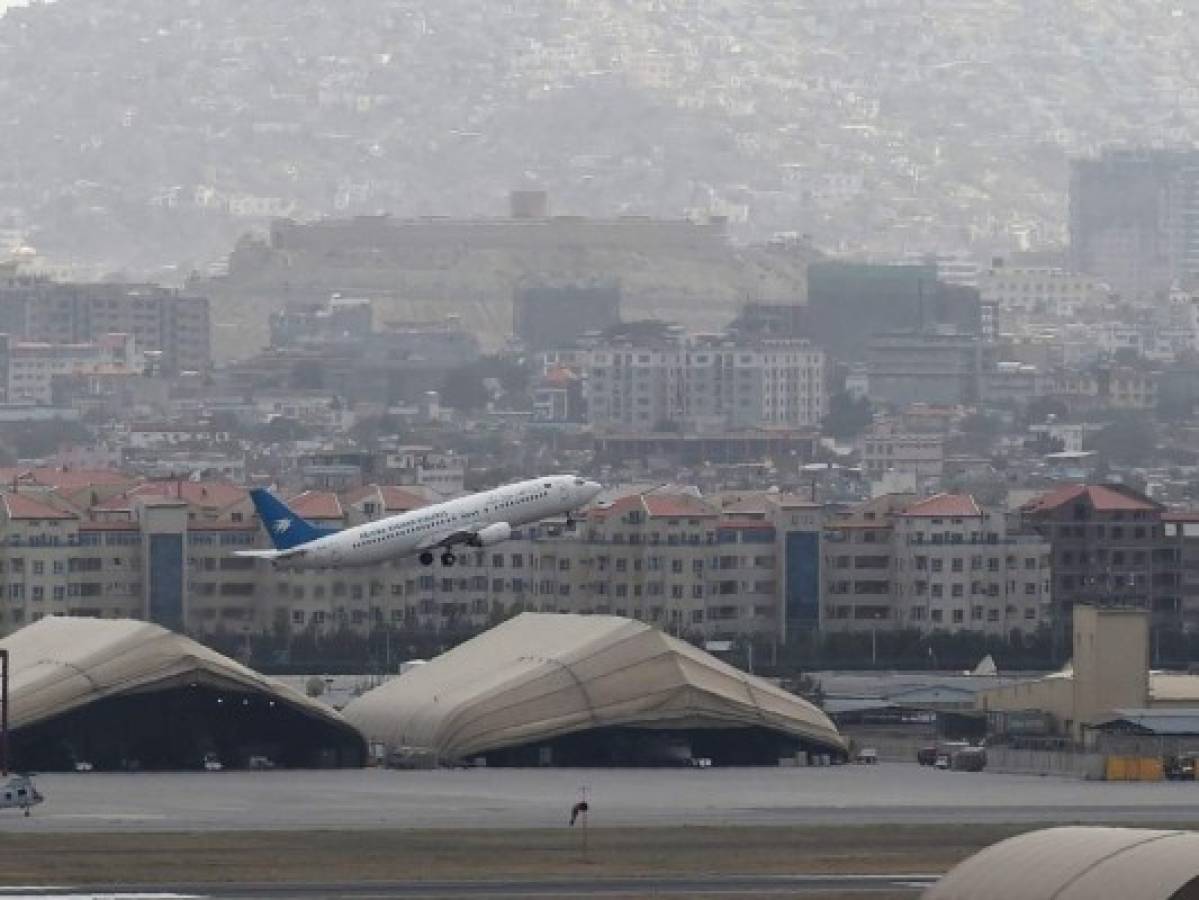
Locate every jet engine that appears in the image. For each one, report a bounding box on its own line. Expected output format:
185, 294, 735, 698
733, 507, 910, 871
471, 522, 512, 547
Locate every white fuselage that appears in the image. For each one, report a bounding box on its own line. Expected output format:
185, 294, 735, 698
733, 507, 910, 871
284, 475, 599, 568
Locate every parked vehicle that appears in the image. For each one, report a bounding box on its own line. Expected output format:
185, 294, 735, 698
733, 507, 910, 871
951, 747, 987, 772
917, 746, 938, 766
1165, 755, 1196, 781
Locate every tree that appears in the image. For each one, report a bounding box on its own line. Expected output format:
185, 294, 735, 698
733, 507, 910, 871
5, 420, 94, 459
951, 412, 1003, 455
439, 355, 534, 413
1022, 397, 1069, 426
822, 391, 872, 439
1085, 412, 1158, 466
440, 366, 491, 412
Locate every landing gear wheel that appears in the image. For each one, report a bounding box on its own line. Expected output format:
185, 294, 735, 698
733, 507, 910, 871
441, 551, 456, 566
419, 551, 434, 566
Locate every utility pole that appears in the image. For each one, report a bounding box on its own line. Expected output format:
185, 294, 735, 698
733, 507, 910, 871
1, 649, 8, 776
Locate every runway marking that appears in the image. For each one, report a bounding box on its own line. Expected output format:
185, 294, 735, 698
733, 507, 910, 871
45, 814, 169, 821
0, 894, 203, 899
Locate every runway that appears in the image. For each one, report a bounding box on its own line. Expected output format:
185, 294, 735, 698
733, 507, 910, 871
8, 763, 1199, 832
0, 875, 940, 898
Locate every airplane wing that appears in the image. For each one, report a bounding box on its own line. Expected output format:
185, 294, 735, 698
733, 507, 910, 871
415, 528, 479, 552
234, 548, 308, 562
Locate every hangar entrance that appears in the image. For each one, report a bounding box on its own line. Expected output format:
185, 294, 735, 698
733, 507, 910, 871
482, 726, 832, 767
12, 685, 365, 771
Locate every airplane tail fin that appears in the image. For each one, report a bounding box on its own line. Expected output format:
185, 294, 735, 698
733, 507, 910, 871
250, 489, 338, 550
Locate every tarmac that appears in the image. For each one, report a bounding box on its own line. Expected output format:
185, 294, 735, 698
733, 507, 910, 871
0, 875, 941, 898
7, 762, 1199, 832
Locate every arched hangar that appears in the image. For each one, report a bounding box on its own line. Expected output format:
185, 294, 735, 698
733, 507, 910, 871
2, 617, 365, 771
926, 827, 1199, 900
344, 613, 846, 767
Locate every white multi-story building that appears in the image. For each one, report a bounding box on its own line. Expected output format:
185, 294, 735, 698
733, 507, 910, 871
0, 332, 140, 404
685, 337, 826, 431
858, 423, 945, 485
979, 263, 1106, 328
584, 327, 688, 431
580, 327, 826, 433
382, 446, 466, 498
822, 493, 1052, 636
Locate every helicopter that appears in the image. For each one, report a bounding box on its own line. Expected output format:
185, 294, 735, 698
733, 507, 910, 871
0, 774, 43, 816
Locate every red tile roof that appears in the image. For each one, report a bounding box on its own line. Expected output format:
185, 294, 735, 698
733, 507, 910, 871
1023, 484, 1159, 514
643, 494, 718, 518
185, 523, 259, 532
2, 493, 76, 521
587, 493, 644, 521
901, 494, 982, 518
721, 496, 770, 516
287, 490, 344, 521
344, 484, 428, 513
0, 468, 133, 492
379, 485, 427, 512
95, 480, 248, 511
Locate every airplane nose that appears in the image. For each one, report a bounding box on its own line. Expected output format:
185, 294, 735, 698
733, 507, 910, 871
584, 481, 602, 497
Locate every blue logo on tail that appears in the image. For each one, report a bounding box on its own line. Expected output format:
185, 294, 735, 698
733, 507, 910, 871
250, 489, 338, 550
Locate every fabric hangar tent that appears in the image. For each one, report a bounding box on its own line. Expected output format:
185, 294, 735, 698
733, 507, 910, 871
0, 616, 365, 770
926, 827, 1199, 900
344, 612, 846, 767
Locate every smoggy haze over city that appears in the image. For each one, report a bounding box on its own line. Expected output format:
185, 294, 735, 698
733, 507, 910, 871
0, 0, 1197, 283
9, 4, 1199, 895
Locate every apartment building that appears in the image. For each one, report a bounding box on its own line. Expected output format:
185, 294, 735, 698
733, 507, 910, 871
0, 480, 822, 646
1020, 484, 1180, 641
979, 261, 1105, 325
858, 422, 945, 484
584, 324, 687, 430
822, 493, 1052, 636
891, 495, 1051, 635
0, 278, 210, 375
579, 323, 826, 432
0, 332, 141, 404
1163, 512, 1199, 632
1070, 148, 1199, 299
685, 336, 826, 431
865, 329, 980, 407
821, 493, 911, 630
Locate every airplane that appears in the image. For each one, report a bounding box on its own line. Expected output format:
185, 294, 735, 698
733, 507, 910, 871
237, 475, 602, 569
0, 774, 43, 816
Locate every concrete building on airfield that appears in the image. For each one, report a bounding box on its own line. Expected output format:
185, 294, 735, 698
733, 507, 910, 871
343, 612, 846, 767
1, 617, 365, 771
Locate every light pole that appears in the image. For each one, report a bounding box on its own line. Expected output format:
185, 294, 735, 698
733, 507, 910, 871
1, 649, 7, 775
